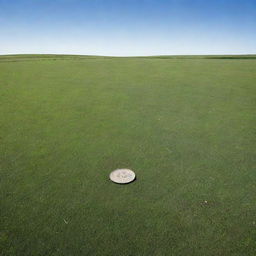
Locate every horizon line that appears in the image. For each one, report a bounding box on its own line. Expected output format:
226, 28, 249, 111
1, 53, 256, 58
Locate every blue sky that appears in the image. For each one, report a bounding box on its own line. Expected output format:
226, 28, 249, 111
0, 0, 255, 56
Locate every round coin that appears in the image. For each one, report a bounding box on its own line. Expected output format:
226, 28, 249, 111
109, 169, 136, 184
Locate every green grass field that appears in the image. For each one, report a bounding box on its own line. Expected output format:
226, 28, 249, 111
1, 55, 256, 255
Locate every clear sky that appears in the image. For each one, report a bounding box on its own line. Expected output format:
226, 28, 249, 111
0, 0, 255, 56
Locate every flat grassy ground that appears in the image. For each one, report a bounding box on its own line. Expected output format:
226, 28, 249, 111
0, 55, 256, 256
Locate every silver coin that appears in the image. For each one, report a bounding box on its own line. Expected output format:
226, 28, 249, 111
109, 169, 136, 184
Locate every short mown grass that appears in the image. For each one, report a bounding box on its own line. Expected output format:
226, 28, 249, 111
0, 55, 256, 255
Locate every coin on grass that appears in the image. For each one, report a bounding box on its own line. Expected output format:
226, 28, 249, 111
109, 169, 136, 184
